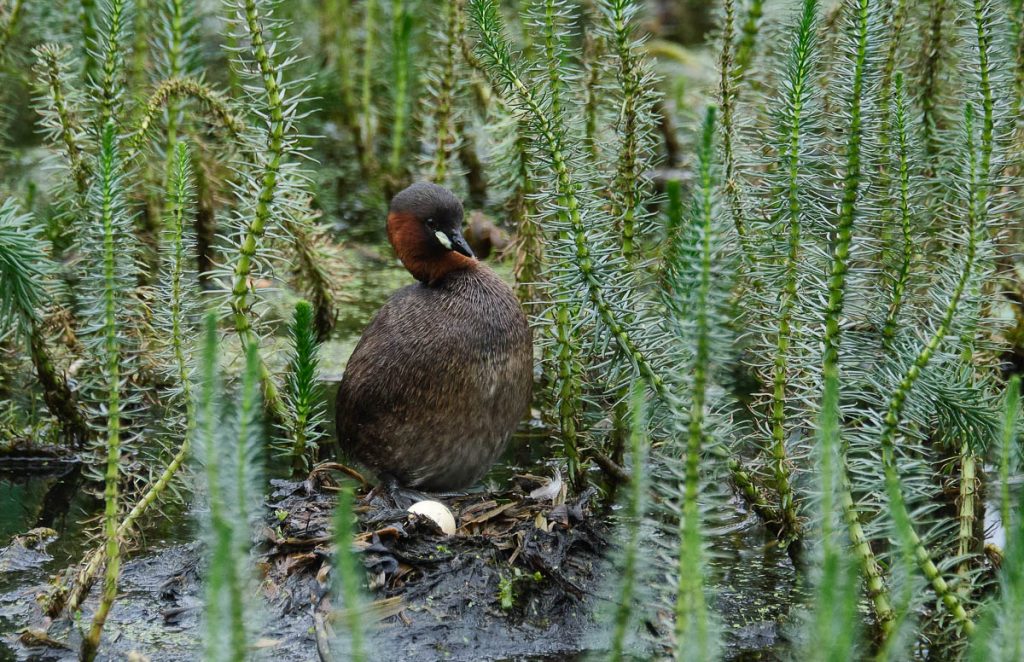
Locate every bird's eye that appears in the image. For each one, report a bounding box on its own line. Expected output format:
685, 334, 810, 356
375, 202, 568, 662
425, 217, 435, 229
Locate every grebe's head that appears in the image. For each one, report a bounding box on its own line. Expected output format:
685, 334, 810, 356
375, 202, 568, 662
387, 183, 476, 284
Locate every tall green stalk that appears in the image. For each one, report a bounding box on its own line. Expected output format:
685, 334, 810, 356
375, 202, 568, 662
968, 375, 1022, 662
226, 0, 293, 423
734, 0, 765, 76
35, 45, 90, 201
816, 0, 897, 629
197, 314, 260, 662
672, 107, 720, 661
920, 0, 946, 161
608, 383, 647, 661
875, 104, 985, 640
333, 486, 367, 661
285, 300, 323, 473
95, 0, 131, 126
882, 72, 914, 346
360, 0, 379, 163
430, 0, 459, 183
388, 0, 412, 179
767, 0, 819, 545
59, 139, 196, 614
800, 371, 860, 661
605, 0, 645, 263
470, 0, 664, 396
718, 0, 752, 268
955, 0, 998, 590
80, 122, 127, 662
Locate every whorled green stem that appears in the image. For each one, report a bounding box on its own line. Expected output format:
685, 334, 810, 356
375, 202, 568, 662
734, 0, 764, 76
817, 0, 896, 630
609, 382, 647, 661
537, 0, 566, 121
388, 0, 412, 179
875, 104, 984, 640
80, 122, 126, 662
227, 0, 292, 424
333, 486, 367, 662
767, 0, 820, 546
718, 0, 754, 269
48, 143, 193, 619
554, 303, 581, 486
999, 375, 1021, 541
127, 77, 246, 156
882, 72, 914, 346
430, 0, 459, 183
954, 0, 997, 591
971, 0, 995, 182
470, 0, 664, 396
1014, 0, 1024, 121
673, 107, 719, 661
471, 0, 767, 520
80, 0, 100, 82
35, 45, 90, 200
920, 0, 946, 161
95, 0, 130, 126
159, 0, 193, 200
197, 314, 259, 661
876, 0, 907, 288
286, 300, 322, 473
511, 128, 542, 310
582, 31, 603, 163
805, 371, 860, 660
605, 0, 644, 263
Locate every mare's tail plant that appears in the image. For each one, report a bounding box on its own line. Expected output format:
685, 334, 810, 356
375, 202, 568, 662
283, 299, 325, 474
216, 0, 312, 423
195, 313, 263, 662
331, 485, 369, 661
605, 382, 649, 660
0, 199, 89, 444
658, 106, 734, 661
79, 121, 139, 662
968, 375, 1023, 662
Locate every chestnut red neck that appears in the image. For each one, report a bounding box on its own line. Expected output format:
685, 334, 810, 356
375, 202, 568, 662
388, 211, 477, 285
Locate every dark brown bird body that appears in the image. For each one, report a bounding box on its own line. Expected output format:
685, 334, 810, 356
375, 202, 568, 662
335, 183, 533, 491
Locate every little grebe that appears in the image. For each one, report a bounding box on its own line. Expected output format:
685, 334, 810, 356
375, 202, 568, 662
335, 183, 533, 491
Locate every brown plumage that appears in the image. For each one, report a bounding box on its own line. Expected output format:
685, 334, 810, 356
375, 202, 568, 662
335, 183, 533, 491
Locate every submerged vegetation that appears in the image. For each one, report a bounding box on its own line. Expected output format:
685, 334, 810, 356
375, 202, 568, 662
0, 0, 1022, 659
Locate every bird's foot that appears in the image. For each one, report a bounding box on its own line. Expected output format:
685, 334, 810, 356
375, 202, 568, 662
365, 474, 429, 510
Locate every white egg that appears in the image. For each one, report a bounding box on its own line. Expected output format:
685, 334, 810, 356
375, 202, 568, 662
408, 500, 456, 536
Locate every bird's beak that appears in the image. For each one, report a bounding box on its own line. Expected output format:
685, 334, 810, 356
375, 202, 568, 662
450, 230, 475, 258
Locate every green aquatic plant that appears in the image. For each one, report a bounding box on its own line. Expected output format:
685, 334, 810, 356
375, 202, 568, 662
284, 299, 325, 473
664, 106, 731, 662
601, 0, 656, 264
387, 0, 414, 183
968, 375, 1022, 662
607, 382, 648, 661
80, 121, 134, 662
0, 199, 89, 444
794, 371, 861, 662
427, 0, 460, 184
216, 0, 315, 423
196, 313, 263, 662
332, 485, 368, 661
734, 0, 765, 76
